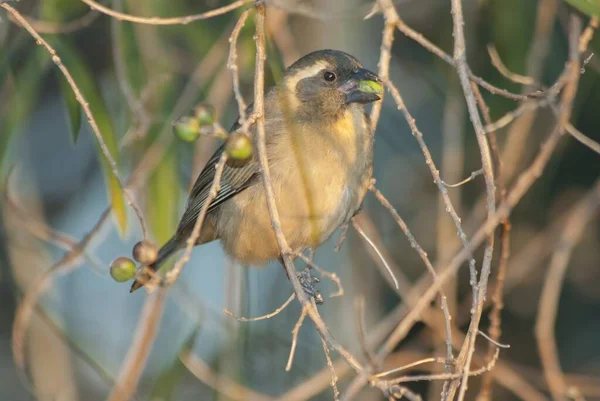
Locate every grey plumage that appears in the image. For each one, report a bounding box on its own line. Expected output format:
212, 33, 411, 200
130, 49, 382, 292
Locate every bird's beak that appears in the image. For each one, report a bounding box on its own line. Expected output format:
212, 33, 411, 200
342, 68, 383, 104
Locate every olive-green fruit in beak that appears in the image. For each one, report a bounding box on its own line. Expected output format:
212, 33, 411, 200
358, 79, 383, 95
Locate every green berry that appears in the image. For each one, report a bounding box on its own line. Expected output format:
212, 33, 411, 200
225, 133, 253, 162
174, 116, 201, 142
132, 240, 158, 265
193, 104, 216, 126
110, 257, 136, 282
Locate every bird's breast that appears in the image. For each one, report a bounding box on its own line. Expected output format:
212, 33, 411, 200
215, 107, 373, 265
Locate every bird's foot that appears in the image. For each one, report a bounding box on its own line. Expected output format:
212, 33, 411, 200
296, 269, 323, 305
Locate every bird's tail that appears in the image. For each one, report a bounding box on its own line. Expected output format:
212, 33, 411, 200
130, 237, 179, 293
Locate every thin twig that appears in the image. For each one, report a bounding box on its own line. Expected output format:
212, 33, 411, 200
535, 178, 600, 401
565, 123, 600, 155
227, 9, 251, 124
383, 75, 478, 319
286, 306, 308, 372
392, 12, 549, 101
472, 75, 512, 401
2, 3, 149, 238
180, 348, 274, 401
377, 349, 500, 387
372, 357, 444, 379
252, 0, 364, 375
351, 217, 399, 290
450, 0, 498, 398
369, 182, 454, 367
487, 44, 536, 86
483, 98, 554, 134
16, 9, 100, 34
442, 169, 483, 188
342, 90, 577, 399
162, 154, 228, 286
478, 331, 510, 349
320, 336, 341, 401
12, 207, 112, 371
223, 293, 295, 322
79, 0, 253, 25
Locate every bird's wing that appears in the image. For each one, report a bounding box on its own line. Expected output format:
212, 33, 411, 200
176, 105, 260, 235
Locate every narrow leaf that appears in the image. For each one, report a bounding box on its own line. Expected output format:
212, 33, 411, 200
57, 71, 82, 142
148, 139, 180, 246
565, 0, 600, 17
54, 41, 128, 235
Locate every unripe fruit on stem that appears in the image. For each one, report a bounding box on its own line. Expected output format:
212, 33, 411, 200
193, 104, 215, 126
174, 116, 200, 142
225, 132, 253, 164
132, 240, 158, 265
110, 257, 136, 282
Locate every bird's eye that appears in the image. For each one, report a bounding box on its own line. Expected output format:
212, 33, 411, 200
323, 71, 336, 82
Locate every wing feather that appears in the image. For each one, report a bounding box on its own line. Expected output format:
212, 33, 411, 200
176, 105, 259, 234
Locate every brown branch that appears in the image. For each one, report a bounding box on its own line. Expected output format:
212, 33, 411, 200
392, 10, 549, 101
342, 75, 577, 398
159, 154, 227, 286
224, 293, 295, 322
487, 44, 536, 86
14, 9, 100, 34
2, 3, 149, 238
11, 207, 112, 372
369, 182, 454, 368
320, 336, 341, 401
483, 98, 554, 134
180, 348, 274, 401
227, 9, 252, 124
442, 169, 483, 188
351, 217, 400, 290
382, 77, 478, 290
79, 0, 253, 25
450, 1, 498, 399
375, 349, 499, 387
286, 306, 308, 371
535, 179, 600, 401
251, 0, 363, 375
107, 291, 166, 401
565, 123, 600, 155
471, 82, 512, 401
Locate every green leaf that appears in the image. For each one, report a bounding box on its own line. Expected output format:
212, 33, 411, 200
58, 71, 82, 142
54, 41, 128, 235
0, 48, 51, 169
148, 138, 180, 246
565, 0, 600, 17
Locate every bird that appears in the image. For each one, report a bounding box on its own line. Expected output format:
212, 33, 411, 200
130, 49, 383, 293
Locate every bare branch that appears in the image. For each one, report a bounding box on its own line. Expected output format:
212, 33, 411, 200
227, 9, 252, 123
535, 178, 600, 401
180, 348, 274, 401
11, 9, 100, 34
162, 154, 228, 286
442, 169, 483, 188
2, 3, 148, 238
224, 293, 295, 322
107, 291, 166, 401
286, 306, 308, 372
79, 0, 253, 26
487, 44, 536, 86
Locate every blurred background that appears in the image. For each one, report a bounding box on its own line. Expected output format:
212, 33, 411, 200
0, 0, 599, 400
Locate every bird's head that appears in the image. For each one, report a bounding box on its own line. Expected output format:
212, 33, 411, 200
277, 49, 383, 120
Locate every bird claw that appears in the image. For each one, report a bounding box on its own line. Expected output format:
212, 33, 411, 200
296, 269, 324, 305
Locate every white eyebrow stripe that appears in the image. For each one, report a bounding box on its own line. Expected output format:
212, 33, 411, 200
284, 60, 330, 90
